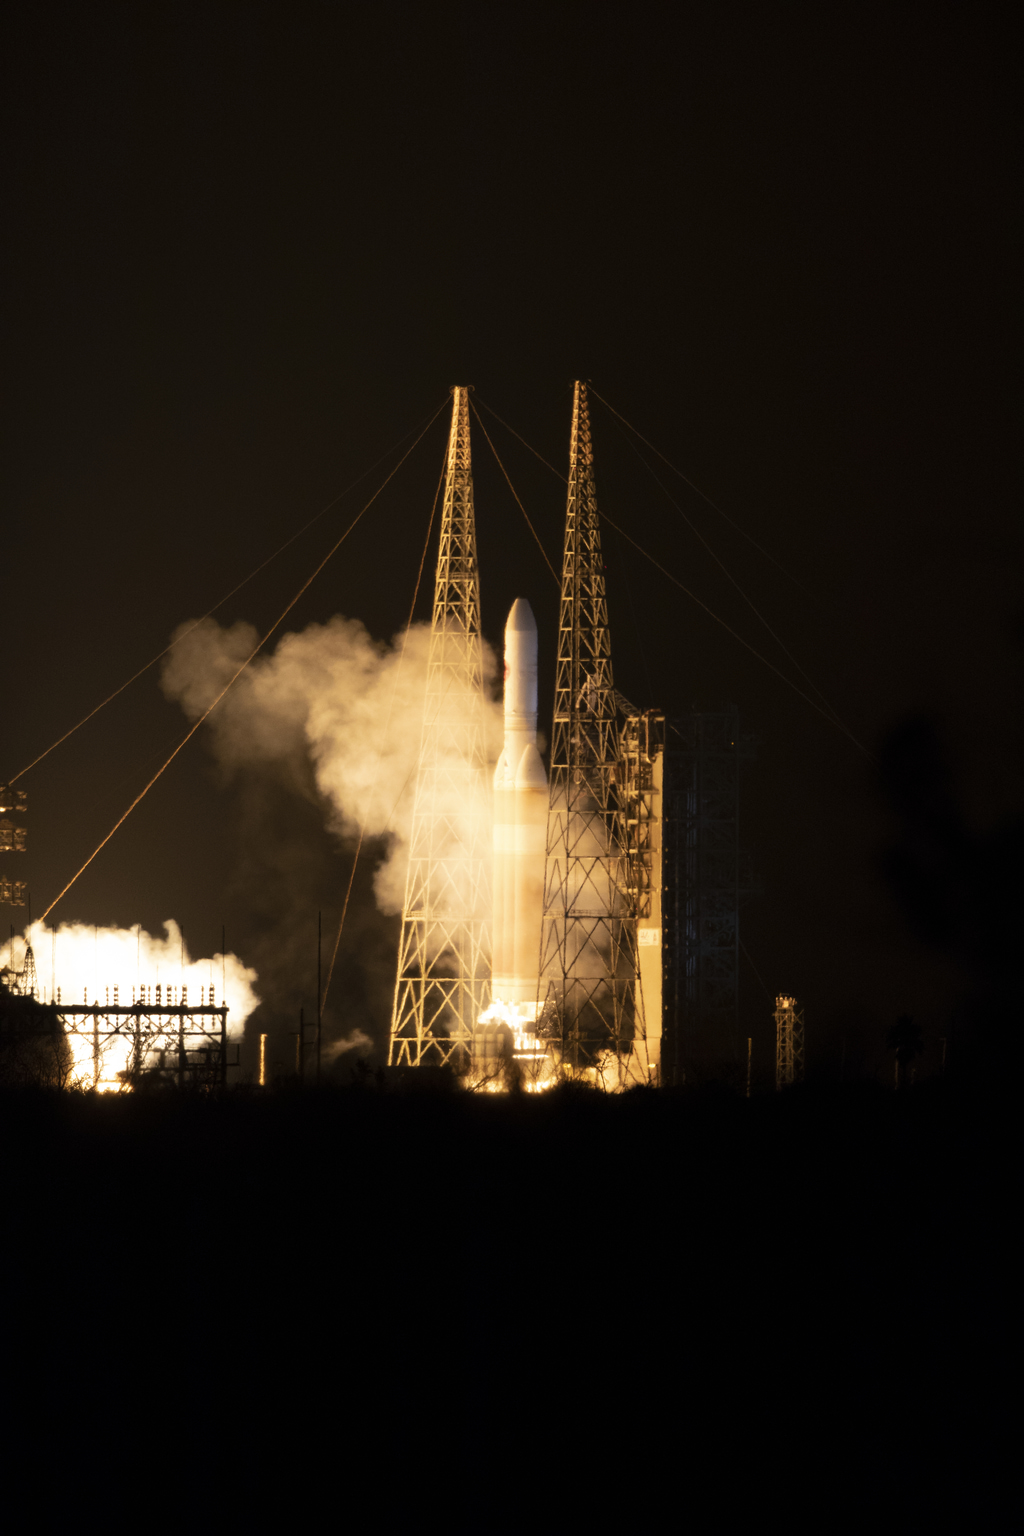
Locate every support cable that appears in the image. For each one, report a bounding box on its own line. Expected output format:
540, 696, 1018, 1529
319, 439, 448, 1019
481, 389, 868, 756
596, 506, 872, 757
603, 408, 858, 743
589, 386, 803, 588
740, 938, 773, 1000
10, 399, 449, 784
475, 395, 567, 484
39, 400, 449, 924
469, 400, 559, 584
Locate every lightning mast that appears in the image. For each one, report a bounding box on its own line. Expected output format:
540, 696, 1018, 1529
540, 381, 644, 1081
774, 994, 805, 1089
388, 387, 491, 1069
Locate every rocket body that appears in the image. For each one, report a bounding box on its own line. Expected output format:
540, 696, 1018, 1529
492, 599, 548, 1008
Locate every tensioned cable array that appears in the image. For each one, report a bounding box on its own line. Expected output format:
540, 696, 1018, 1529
589, 385, 804, 588
476, 389, 869, 757
597, 504, 869, 753
600, 403, 861, 747
469, 399, 559, 584
318, 436, 449, 1018
475, 395, 567, 485
10, 399, 448, 785
40, 398, 450, 924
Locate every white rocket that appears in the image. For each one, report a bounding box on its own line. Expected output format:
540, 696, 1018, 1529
492, 599, 548, 1011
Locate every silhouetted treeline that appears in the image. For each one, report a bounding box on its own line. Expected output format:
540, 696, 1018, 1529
879, 716, 1023, 1070
2, 1078, 1007, 1528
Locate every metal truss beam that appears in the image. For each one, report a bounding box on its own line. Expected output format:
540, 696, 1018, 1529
388, 387, 491, 1069
57, 1004, 233, 1090
540, 381, 644, 1082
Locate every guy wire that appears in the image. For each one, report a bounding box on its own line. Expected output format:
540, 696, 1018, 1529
470, 399, 559, 584
11, 397, 449, 784
319, 434, 449, 1019
603, 407, 859, 745
597, 505, 872, 757
40, 398, 449, 923
589, 385, 803, 587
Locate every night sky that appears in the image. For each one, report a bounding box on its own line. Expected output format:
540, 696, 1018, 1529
3, 4, 1017, 1079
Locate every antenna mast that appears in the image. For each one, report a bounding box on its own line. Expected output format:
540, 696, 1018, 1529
388, 387, 491, 1069
540, 382, 643, 1082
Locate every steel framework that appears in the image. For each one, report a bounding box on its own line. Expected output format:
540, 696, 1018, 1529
389, 387, 491, 1068
59, 1001, 234, 1090
774, 994, 805, 1089
0, 783, 28, 909
539, 381, 644, 1080
1, 943, 236, 1089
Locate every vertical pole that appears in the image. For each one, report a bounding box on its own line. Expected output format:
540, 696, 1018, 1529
93, 1006, 100, 1090
316, 911, 322, 1087
260, 1033, 267, 1087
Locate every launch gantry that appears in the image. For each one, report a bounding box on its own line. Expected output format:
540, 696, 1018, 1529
539, 382, 648, 1083
388, 387, 492, 1069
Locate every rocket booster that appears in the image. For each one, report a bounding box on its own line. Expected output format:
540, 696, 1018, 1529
492, 599, 548, 1006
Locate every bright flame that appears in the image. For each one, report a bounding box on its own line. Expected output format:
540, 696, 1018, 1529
1, 920, 259, 1091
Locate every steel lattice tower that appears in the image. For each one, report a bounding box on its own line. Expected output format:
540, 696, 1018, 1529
388, 387, 491, 1068
539, 381, 643, 1078
774, 994, 805, 1089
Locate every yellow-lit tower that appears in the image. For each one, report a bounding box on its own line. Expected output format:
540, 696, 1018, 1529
388, 388, 491, 1068
539, 382, 647, 1082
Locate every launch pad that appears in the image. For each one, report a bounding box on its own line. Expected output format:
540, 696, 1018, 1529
386, 382, 752, 1090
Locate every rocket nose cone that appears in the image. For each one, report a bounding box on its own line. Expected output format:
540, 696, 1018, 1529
506, 598, 537, 634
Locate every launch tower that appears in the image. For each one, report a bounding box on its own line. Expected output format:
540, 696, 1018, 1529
388, 388, 492, 1069
539, 382, 646, 1081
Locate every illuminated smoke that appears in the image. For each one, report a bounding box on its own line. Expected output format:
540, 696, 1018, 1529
160, 614, 503, 917
321, 1028, 372, 1063
1, 919, 259, 1090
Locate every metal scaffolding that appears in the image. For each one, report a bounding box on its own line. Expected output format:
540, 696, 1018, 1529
388, 386, 492, 1069
0, 953, 235, 1091
774, 994, 805, 1089
0, 783, 28, 909
539, 381, 644, 1080
60, 1001, 234, 1090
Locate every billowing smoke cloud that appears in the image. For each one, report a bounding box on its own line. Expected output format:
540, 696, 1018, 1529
159, 614, 503, 1052
161, 614, 502, 910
